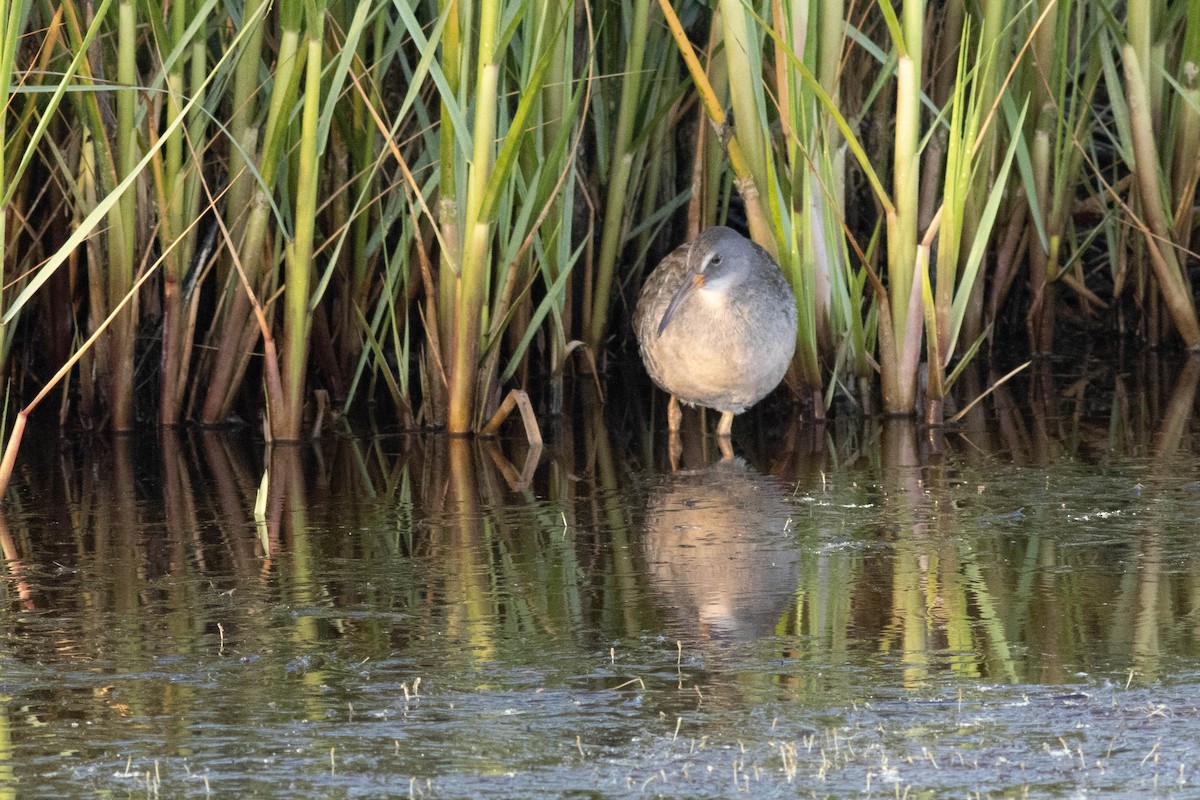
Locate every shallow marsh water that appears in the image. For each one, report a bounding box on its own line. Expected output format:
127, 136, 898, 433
2, 356, 1200, 797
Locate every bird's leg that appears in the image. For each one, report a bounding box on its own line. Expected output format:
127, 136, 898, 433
668, 429, 683, 472
717, 411, 734, 437
667, 395, 682, 432
717, 436, 734, 461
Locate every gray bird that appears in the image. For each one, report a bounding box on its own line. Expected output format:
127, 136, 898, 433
634, 226, 797, 436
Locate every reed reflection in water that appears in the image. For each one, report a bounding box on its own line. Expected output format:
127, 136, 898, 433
0, 353, 1198, 794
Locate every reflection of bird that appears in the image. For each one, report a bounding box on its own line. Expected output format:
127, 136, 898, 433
642, 459, 800, 643
634, 227, 797, 437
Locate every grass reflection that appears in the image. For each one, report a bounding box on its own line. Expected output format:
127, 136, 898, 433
0, 355, 1197, 704
0, 361, 1194, 793
0, 686, 11, 800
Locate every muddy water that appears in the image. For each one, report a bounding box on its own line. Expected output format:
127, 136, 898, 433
2, 356, 1200, 798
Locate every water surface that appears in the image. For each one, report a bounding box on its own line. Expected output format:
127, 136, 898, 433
2, 356, 1200, 797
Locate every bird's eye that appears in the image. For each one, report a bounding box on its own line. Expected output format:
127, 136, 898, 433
710, 255, 722, 267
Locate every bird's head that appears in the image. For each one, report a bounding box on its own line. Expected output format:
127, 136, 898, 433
657, 227, 751, 337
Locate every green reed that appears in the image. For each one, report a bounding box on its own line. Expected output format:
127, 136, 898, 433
584, 0, 652, 357
196, 0, 304, 429
0, 0, 1199, 484
425, 0, 585, 432
150, 0, 212, 425
1101, 0, 1200, 349
0, 0, 63, 373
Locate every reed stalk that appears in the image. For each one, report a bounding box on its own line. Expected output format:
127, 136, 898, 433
584, 0, 652, 354
1171, 3, 1200, 248
198, 0, 306, 424
881, 0, 923, 414
331, 6, 387, 388
46, 0, 137, 428
442, 0, 501, 434
0, 0, 39, 372
1121, 44, 1200, 348
777, 0, 843, 412
0, 0, 262, 490
1020, 0, 1088, 355
435, 0, 462, 424
720, 0, 771, 202
926, 56, 1026, 423
488, 0, 587, 411
151, 0, 211, 425
105, 0, 139, 431
0, 3, 16, 378
275, 0, 326, 440
220, 0, 268, 290
418, 0, 584, 432
957, 0, 1008, 348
